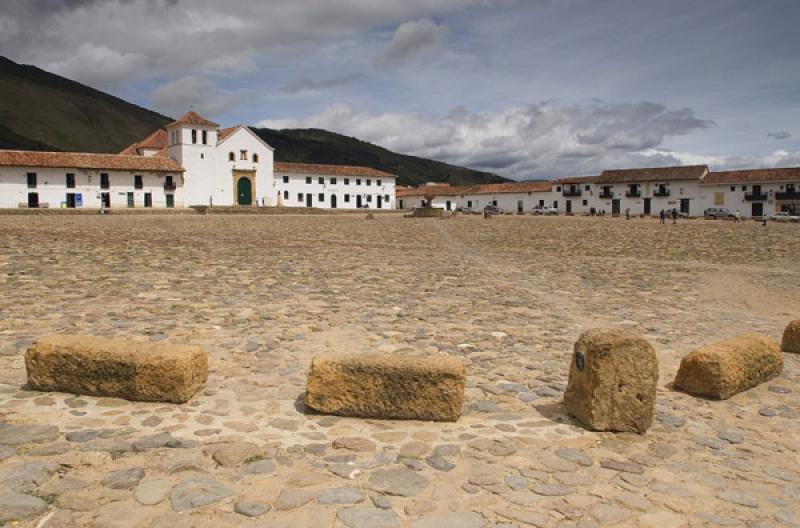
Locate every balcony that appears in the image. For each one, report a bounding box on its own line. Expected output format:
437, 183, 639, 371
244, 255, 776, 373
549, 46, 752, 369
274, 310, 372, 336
562, 188, 582, 197
599, 191, 614, 199
653, 189, 670, 197
776, 190, 800, 201
164, 181, 177, 191
744, 192, 767, 201
625, 189, 642, 198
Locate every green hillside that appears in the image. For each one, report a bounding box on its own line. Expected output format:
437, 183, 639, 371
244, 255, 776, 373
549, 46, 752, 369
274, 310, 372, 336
0, 56, 171, 153
255, 127, 507, 186
0, 56, 507, 186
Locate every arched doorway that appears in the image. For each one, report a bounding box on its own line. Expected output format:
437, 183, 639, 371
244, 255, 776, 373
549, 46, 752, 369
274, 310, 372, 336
237, 177, 252, 205
331, 195, 337, 209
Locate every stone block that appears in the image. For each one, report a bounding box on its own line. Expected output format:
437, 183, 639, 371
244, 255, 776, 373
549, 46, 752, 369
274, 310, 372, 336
305, 353, 464, 421
674, 333, 782, 400
25, 335, 207, 403
564, 329, 658, 434
781, 320, 800, 354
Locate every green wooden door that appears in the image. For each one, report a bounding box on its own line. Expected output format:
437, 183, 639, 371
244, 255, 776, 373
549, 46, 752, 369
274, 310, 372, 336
166, 194, 174, 208
306, 193, 312, 207
237, 177, 252, 205
331, 195, 337, 209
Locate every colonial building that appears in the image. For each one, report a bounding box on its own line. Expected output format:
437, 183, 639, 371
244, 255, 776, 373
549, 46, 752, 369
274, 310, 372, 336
0, 111, 396, 210
397, 165, 800, 218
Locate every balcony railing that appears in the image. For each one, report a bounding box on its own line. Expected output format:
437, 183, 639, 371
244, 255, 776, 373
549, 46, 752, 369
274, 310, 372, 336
599, 191, 614, 199
744, 192, 767, 201
164, 181, 177, 191
562, 188, 582, 197
625, 190, 642, 198
776, 190, 800, 201
653, 189, 670, 197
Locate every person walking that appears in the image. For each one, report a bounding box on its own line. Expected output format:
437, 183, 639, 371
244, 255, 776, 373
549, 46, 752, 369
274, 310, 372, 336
671, 208, 678, 224
659, 209, 666, 224
625, 207, 631, 220
735, 209, 741, 223
762, 214, 768, 227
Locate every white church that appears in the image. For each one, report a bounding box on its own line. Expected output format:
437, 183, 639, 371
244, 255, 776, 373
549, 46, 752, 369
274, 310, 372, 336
0, 111, 396, 210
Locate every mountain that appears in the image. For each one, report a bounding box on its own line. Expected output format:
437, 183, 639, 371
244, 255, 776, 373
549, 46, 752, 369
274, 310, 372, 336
0, 56, 507, 186
253, 128, 507, 187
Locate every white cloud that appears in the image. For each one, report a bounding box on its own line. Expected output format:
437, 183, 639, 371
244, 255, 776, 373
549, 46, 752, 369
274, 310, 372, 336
280, 73, 363, 94
260, 101, 712, 179
46, 43, 148, 89
374, 18, 449, 69
151, 75, 242, 118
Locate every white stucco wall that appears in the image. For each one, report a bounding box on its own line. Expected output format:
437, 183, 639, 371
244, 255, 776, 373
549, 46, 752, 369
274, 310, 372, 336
274, 171, 395, 210
0, 167, 183, 209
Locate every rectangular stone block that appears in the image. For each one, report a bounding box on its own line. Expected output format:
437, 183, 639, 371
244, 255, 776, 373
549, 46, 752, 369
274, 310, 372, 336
564, 328, 659, 434
305, 353, 465, 421
25, 335, 208, 403
673, 333, 782, 400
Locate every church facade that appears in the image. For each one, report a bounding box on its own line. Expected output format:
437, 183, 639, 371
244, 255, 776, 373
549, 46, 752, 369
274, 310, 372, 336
0, 111, 396, 210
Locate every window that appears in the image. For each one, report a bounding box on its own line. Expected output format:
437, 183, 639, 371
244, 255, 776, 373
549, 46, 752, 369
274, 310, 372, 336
553, 201, 558, 208
192, 129, 197, 144
539, 199, 545, 206
556, 186, 561, 192
331, 177, 337, 184
298, 193, 303, 202
384, 195, 390, 202
26, 172, 37, 188
283, 175, 289, 183
344, 194, 350, 202
344, 178, 350, 185
366, 179, 371, 186
585, 185, 591, 191
582, 200, 588, 206
283, 190, 289, 200
240, 150, 247, 160
318, 193, 324, 202
253, 153, 259, 163
229, 152, 235, 162
467, 200, 472, 208
356, 178, 361, 185
492, 200, 498, 206
367, 195, 372, 202
100, 173, 110, 189
306, 177, 312, 184
201, 130, 207, 144
134, 175, 143, 189
65, 173, 75, 189
317, 177, 323, 184
164, 175, 175, 191
742, 185, 747, 191
377, 179, 382, 186
730, 186, 735, 192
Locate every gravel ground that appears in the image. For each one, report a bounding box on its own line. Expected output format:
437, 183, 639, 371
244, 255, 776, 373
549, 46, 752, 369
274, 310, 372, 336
0, 213, 798, 527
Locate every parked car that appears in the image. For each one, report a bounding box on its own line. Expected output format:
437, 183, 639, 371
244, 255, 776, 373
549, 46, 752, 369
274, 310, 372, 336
704, 207, 735, 220
770, 212, 800, 222
532, 205, 558, 215
483, 204, 504, 214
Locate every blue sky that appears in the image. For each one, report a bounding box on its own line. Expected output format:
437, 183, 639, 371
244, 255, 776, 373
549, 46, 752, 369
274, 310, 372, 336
1, 0, 799, 179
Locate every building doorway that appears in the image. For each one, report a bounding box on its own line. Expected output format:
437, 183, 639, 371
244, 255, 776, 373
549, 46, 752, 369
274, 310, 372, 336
643, 198, 651, 215
65, 193, 76, 208
237, 177, 252, 205
28, 192, 39, 208
611, 199, 621, 215
356, 195, 362, 208
166, 195, 175, 208
378, 196, 384, 209
680, 199, 690, 215
101, 192, 111, 209
517, 200, 523, 213
127, 192, 134, 208
566, 200, 572, 214
331, 195, 337, 209
144, 193, 152, 208
306, 193, 312, 207
751, 202, 764, 217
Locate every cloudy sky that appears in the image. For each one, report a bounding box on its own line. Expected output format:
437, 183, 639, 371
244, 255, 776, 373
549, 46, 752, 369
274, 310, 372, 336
2, 0, 799, 179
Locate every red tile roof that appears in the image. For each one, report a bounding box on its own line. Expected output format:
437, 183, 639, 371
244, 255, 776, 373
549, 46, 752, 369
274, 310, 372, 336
274, 162, 395, 178
119, 129, 168, 155
704, 167, 800, 184
396, 184, 462, 197
598, 165, 707, 183
167, 111, 220, 128
397, 181, 552, 197
556, 175, 600, 184
217, 126, 237, 142
0, 150, 183, 172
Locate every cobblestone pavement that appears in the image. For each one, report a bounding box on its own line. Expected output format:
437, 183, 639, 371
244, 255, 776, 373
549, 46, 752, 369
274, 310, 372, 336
0, 214, 798, 527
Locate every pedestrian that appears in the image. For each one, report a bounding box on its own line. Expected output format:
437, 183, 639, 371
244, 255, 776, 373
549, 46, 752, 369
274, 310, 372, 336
762, 214, 768, 227
659, 209, 666, 224
735, 209, 741, 223
671, 208, 678, 224
625, 207, 631, 220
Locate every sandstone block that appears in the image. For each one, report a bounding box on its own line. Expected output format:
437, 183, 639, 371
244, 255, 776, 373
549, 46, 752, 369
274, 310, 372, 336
674, 333, 782, 400
26, 335, 207, 403
781, 320, 800, 354
564, 329, 659, 434
305, 353, 464, 421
